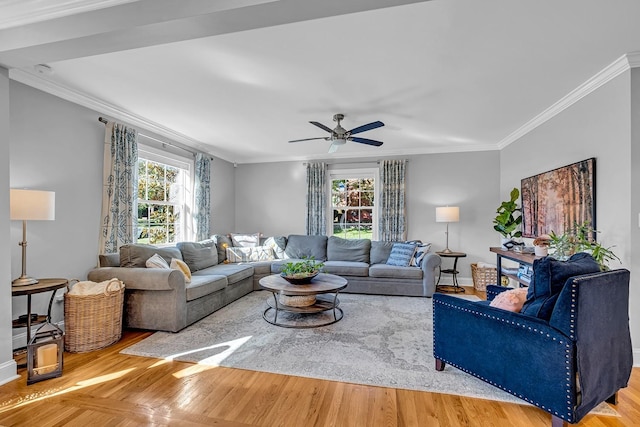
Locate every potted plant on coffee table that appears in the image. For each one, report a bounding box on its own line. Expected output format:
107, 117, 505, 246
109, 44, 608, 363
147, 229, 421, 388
280, 257, 325, 284
493, 187, 523, 249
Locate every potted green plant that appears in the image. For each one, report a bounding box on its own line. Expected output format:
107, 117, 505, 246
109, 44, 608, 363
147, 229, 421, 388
493, 187, 522, 249
280, 257, 325, 284
549, 222, 620, 271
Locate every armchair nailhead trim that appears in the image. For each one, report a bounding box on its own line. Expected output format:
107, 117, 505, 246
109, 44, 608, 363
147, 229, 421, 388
433, 299, 575, 422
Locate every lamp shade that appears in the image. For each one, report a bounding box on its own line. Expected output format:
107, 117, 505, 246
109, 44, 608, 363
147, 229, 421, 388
10, 189, 56, 221
435, 206, 459, 223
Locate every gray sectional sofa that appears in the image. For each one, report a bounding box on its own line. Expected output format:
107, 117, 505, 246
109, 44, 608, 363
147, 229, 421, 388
88, 235, 441, 332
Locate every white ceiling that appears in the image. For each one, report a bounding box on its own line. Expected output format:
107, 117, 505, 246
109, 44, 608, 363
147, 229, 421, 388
1, 0, 640, 163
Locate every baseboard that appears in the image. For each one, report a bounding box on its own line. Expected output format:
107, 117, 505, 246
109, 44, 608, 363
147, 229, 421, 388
634, 348, 640, 367
12, 320, 64, 350
0, 359, 19, 386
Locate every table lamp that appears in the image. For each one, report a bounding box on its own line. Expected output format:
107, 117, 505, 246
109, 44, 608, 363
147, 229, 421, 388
10, 189, 56, 286
436, 206, 459, 254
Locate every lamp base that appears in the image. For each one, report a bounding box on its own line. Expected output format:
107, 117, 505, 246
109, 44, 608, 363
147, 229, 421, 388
12, 276, 39, 286
441, 248, 453, 254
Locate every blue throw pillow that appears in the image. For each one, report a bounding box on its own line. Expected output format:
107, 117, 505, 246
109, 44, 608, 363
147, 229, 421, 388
521, 253, 600, 320
386, 242, 417, 267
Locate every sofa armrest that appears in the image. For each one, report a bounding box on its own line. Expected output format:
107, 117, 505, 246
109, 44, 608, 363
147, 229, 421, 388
420, 252, 441, 297
87, 267, 186, 291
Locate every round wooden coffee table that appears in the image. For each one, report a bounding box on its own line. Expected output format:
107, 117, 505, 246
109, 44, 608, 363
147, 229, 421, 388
259, 273, 348, 328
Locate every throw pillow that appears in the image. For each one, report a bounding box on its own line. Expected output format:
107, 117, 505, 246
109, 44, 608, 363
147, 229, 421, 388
489, 287, 528, 312
170, 258, 192, 283
409, 241, 432, 267
146, 253, 170, 269
263, 236, 287, 259
521, 252, 600, 320
386, 242, 417, 267
212, 234, 233, 263
230, 232, 260, 247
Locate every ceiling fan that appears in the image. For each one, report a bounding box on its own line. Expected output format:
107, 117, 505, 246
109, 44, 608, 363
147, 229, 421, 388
289, 113, 384, 153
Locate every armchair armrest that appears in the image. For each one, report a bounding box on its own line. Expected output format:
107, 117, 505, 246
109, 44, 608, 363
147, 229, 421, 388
433, 294, 576, 416
485, 284, 510, 301
88, 267, 186, 291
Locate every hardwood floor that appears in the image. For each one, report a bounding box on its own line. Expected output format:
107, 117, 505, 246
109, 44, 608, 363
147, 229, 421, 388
2, 287, 639, 426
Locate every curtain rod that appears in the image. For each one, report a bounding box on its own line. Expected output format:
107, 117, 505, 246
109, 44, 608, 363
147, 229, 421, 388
98, 116, 214, 159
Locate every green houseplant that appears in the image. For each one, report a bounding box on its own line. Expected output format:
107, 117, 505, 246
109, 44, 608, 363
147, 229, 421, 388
280, 257, 325, 284
549, 222, 620, 271
493, 188, 522, 248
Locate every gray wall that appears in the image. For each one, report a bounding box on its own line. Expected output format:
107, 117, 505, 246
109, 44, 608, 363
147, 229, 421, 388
9, 82, 105, 347
234, 152, 500, 281
210, 157, 237, 235
500, 71, 638, 360
0, 68, 17, 385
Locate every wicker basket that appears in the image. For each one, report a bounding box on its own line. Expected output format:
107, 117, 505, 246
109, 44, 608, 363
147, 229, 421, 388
64, 278, 125, 353
471, 263, 498, 291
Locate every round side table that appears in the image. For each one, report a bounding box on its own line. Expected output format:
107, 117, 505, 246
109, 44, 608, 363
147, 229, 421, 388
435, 251, 466, 293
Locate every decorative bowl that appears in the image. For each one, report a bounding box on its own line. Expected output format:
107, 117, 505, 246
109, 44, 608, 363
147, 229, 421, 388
280, 271, 318, 285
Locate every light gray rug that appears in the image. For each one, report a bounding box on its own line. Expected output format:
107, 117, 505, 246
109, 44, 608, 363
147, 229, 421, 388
122, 291, 616, 415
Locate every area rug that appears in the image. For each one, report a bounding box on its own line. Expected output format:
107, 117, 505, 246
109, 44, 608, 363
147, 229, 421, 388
122, 291, 617, 416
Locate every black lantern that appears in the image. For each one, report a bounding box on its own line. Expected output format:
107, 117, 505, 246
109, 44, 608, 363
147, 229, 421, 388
27, 323, 63, 385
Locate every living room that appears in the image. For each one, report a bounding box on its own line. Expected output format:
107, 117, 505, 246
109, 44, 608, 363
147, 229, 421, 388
1, 1, 640, 425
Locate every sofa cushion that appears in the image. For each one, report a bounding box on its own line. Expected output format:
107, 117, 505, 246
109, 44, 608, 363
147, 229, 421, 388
285, 235, 328, 261
99, 253, 120, 267
212, 234, 233, 263
386, 242, 417, 267
120, 244, 182, 268
186, 275, 227, 301
194, 263, 254, 285
177, 240, 218, 272
327, 236, 371, 263
369, 263, 423, 280
521, 253, 600, 320
370, 241, 395, 265
323, 260, 369, 277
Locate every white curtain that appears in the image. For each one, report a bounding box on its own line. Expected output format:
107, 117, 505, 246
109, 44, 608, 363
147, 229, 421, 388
379, 159, 407, 241
305, 162, 327, 236
99, 121, 138, 254
194, 153, 211, 241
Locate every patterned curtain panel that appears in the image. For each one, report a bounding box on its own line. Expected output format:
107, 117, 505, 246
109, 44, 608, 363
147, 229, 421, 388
98, 121, 138, 254
194, 153, 211, 241
379, 159, 407, 241
305, 162, 327, 236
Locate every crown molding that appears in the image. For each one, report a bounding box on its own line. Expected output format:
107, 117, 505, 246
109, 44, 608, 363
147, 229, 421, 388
0, 0, 136, 30
498, 52, 640, 149
9, 68, 233, 162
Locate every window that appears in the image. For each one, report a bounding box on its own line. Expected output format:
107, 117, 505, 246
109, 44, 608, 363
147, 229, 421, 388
329, 169, 377, 240
137, 145, 192, 245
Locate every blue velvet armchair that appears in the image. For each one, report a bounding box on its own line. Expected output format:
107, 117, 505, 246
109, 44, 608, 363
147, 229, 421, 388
433, 265, 632, 426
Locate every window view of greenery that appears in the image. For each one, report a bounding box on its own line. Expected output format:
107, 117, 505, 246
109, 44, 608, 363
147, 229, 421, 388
137, 159, 183, 245
331, 178, 374, 240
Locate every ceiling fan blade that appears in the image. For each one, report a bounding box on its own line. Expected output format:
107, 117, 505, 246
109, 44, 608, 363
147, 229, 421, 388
328, 143, 340, 153
289, 137, 327, 143
309, 121, 334, 133
348, 121, 384, 135
351, 136, 383, 147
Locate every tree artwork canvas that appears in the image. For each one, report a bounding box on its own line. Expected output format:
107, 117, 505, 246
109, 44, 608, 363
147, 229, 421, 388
520, 158, 596, 238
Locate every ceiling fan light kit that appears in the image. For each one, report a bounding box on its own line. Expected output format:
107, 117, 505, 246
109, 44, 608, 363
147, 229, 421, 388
289, 113, 384, 153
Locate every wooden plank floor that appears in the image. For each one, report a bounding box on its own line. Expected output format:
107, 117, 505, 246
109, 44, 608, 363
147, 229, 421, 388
1, 287, 639, 426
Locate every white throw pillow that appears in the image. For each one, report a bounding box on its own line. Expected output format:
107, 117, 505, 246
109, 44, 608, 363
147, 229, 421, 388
230, 232, 260, 247
146, 253, 170, 269
410, 242, 432, 267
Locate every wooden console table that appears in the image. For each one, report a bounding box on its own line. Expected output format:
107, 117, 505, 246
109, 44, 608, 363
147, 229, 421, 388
489, 247, 542, 287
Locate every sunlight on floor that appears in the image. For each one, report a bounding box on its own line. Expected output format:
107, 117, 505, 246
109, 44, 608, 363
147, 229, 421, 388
0, 368, 137, 413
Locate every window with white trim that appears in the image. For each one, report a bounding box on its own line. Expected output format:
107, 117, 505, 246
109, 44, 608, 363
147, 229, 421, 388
329, 168, 378, 240
137, 145, 193, 245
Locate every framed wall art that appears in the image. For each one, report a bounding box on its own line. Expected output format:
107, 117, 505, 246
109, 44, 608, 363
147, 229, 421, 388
520, 158, 596, 238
